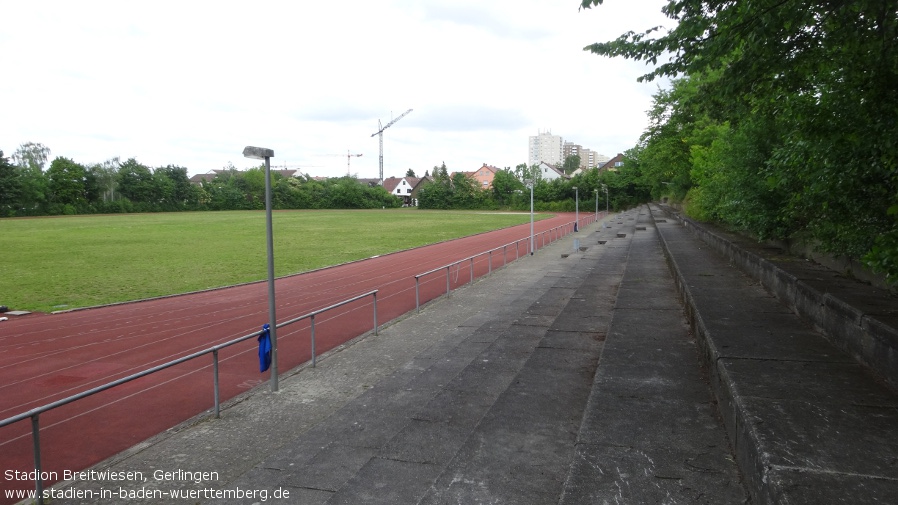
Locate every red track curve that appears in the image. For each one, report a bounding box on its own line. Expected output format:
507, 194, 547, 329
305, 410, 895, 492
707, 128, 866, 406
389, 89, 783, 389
0, 212, 588, 501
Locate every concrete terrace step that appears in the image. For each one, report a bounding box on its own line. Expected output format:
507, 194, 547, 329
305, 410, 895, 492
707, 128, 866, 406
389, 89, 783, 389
415, 219, 633, 504
560, 209, 748, 504
651, 203, 898, 504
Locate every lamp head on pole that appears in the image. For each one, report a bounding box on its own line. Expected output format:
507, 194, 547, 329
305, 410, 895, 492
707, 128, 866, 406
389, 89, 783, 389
243, 146, 275, 160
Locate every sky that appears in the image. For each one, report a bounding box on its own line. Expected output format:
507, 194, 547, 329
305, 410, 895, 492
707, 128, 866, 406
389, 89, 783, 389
1, 0, 673, 179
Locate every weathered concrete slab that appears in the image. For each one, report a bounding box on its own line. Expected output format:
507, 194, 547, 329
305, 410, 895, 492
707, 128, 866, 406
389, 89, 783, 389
563, 443, 748, 505
560, 212, 748, 504
653, 203, 898, 504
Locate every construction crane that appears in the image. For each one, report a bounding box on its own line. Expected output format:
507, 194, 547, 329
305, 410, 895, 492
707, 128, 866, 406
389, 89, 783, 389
371, 108, 412, 185
321, 150, 363, 176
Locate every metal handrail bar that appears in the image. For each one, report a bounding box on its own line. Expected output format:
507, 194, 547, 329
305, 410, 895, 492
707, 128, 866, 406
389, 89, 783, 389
278, 289, 378, 367
413, 220, 579, 312
0, 289, 379, 504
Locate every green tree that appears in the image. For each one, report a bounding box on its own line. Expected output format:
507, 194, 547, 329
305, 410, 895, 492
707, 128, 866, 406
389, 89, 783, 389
491, 168, 523, 206
154, 165, 194, 209
406, 168, 417, 177
0, 150, 22, 216
46, 157, 87, 211
11, 142, 51, 173
10, 142, 50, 214
86, 157, 120, 203
562, 155, 581, 175
450, 172, 480, 208
418, 178, 452, 209
583, 0, 898, 280
117, 158, 157, 206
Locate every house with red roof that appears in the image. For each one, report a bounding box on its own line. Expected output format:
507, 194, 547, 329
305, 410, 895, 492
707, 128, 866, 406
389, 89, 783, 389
383, 176, 422, 206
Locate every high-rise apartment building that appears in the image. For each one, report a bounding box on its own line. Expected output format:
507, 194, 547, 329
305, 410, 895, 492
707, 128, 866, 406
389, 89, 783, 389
528, 131, 564, 167
563, 141, 581, 161
563, 142, 610, 170
532, 131, 609, 171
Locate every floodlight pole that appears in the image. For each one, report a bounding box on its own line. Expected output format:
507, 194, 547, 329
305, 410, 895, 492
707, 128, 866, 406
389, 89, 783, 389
603, 184, 609, 215
529, 179, 534, 255
243, 146, 278, 392
595, 189, 598, 222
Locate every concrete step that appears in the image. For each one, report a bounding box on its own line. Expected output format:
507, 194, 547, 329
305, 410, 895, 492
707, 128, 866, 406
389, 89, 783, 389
415, 223, 633, 504
560, 208, 748, 504
650, 204, 898, 504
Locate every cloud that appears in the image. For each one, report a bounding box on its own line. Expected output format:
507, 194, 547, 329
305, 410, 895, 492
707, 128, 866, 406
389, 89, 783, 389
408, 105, 529, 132
0, 0, 676, 179
293, 101, 381, 123
416, 2, 554, 40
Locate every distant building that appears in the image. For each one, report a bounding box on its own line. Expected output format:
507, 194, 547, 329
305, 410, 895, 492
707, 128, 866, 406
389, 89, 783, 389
529, 130, 564, 167
598, 153, 625, 172
410, 176, 432, 206
189, 171, 219, 185
592, 153, 611, 168
467, 164, 499, 189
357, 178, 381, 188
188, 169, 303, 185
564, 141, 610, 171
537, 162, 568, 181
563, 141, 582, 165
383, 176, 421, 206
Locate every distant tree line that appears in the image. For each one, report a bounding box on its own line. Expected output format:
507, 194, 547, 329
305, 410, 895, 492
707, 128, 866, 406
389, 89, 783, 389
0, 143, 648, 218
417, 161, 648, 213
0, 143, 400, 216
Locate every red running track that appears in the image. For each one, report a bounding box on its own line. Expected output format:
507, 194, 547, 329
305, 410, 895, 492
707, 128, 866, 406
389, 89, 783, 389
0, 212, 589, 501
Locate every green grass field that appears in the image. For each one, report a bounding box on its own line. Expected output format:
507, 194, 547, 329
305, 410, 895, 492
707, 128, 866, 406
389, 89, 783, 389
0, 209, 547, 313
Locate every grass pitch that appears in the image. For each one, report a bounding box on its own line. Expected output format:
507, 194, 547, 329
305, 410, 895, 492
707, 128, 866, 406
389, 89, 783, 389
0, 209, 546, 313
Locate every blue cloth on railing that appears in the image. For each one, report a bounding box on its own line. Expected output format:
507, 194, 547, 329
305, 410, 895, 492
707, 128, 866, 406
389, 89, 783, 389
258, 324, 272, 373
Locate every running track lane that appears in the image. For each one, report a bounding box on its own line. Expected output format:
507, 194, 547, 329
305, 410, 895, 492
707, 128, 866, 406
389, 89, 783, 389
0, 212, 589, 501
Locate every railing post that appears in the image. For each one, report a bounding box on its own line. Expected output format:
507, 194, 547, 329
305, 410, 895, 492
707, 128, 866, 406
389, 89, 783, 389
488, 250, 492, 275
213, 349, 220, 419
32, 414, 44, 505
415, 276, 420, 313
503, 245, 507, 266
311, 315, 317, 367
470, 257, 474, 285
373, 292, 379, 336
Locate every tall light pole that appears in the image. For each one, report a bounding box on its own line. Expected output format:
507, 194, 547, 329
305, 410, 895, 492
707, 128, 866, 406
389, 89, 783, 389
603, 183, 609, 216
243, 146, 278, 392
573, 186, 579, 232
594, 189, 598, 222
529, 177, 535, 255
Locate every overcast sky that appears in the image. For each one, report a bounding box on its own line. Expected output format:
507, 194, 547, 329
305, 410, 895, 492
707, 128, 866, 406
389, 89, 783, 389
1, 0, 672, 179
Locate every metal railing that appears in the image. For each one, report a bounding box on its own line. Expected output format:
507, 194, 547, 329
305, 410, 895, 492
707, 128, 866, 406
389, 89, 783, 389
0, 289, 379, 504
413, 217, 595, 312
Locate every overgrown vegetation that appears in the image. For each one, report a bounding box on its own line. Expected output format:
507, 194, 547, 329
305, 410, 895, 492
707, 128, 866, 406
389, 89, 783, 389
582, 0, 898, 281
